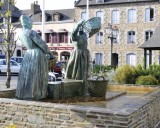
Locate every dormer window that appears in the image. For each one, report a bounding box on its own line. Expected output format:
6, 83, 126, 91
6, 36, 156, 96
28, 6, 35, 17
96, 0, 104, 3
52, 12, 61, 21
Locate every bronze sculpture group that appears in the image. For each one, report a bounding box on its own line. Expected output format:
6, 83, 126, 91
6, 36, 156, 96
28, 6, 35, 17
16, 15, 101, 100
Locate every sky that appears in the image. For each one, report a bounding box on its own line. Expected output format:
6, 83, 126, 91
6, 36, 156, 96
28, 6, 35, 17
15, 0, 75, 10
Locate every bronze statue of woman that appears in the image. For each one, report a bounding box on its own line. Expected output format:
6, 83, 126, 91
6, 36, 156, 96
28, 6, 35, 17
16, 15, 54, 100
65, 20, 90, 81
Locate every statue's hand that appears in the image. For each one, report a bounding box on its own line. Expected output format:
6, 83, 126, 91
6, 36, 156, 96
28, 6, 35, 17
46, 54, 50, 60
77, 20, 85, 27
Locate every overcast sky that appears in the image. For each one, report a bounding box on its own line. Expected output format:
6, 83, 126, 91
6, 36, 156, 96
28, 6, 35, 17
15, 0, 75, 10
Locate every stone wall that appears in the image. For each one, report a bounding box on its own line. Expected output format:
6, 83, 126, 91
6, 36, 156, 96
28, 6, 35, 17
0, 89, 159, 128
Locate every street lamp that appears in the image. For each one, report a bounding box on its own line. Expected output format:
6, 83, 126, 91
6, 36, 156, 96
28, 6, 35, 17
105, 23, 119, 68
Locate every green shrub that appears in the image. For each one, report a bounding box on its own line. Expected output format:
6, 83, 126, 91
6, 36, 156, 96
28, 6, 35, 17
113, 65, 136, 84
92, 64, 101, 74
147, 64, 160, 84
135, 64, 149, 76
135, 75, 158, 85
92, 64, 111, 74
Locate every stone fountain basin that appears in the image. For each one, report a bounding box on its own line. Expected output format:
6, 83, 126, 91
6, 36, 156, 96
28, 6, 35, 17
0, 83, 160, 127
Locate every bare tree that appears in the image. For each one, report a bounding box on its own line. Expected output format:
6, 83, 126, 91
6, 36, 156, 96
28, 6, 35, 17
0, 0, 21, 88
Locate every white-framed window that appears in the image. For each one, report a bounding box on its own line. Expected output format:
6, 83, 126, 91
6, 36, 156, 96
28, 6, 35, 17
111, 10, 120, 24
96, 11, 103, 24
81, 12, 87, 20
113, 31, 119, 43
96, 32, 103, 44
95, 53, 103, 65
145, 30, 153, 41
127, 31, 136, 43
128, 9, 136, 23
126, 53, 136, 66
0, 33, 4, 43
145, 8, 154, 22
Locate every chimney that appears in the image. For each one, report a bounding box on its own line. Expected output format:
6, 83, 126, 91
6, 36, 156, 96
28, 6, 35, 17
31, 1, 41, 14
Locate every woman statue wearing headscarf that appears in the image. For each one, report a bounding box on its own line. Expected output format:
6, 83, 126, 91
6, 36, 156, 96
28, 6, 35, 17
65, 20, 90, 81
16, 15, 54, 100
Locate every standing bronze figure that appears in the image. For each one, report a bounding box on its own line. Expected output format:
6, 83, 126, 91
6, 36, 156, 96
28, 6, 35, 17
16, 15, 54, 100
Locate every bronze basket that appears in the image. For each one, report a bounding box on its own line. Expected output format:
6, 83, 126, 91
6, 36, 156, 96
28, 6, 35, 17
82, 17, 101, 38
87, 76, 108, 97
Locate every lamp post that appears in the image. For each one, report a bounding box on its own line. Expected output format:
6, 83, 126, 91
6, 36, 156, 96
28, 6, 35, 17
106, 23, 119, 68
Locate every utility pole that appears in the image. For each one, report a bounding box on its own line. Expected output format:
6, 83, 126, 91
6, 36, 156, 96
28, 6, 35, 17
42, 0, 45, 40
86, 0, 89, 20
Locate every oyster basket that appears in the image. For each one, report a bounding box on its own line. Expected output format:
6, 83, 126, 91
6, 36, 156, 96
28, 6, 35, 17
82, 17, 101, 38
87, 75, 108, 97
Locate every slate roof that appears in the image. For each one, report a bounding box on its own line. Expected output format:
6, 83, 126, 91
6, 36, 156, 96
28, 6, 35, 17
0, 1, 22, 23
22, 9, 75, 22
75, 0, 159, 6
139, 24, 160, 50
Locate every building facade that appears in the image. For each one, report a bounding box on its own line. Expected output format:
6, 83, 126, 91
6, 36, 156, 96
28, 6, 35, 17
1, 1, 75, 61
21, 2, 75, 61
75, 0, 160, 67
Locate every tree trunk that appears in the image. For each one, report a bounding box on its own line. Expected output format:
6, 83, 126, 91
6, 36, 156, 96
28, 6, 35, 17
5, 48, 11, 88
5, 0, 11, 88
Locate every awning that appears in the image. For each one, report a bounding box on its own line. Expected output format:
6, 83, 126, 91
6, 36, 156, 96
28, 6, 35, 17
139, 24, 160, 50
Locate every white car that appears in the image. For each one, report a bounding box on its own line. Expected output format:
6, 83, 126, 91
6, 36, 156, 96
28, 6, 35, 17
0, 59, 21, 74
10, 57, 23, 65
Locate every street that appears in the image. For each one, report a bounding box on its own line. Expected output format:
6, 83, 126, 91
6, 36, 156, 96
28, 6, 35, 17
0, 75, 18, 81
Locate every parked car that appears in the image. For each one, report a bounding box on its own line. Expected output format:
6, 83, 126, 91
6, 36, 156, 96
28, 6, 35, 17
0, 59, 20, 74
10, 57, 23, 65
0, 54, 5, 59
53, 61, 67, 76
48, 71, 59, 82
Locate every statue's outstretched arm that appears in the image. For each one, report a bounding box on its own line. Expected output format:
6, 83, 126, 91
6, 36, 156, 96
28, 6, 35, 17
30, 30, 53, 57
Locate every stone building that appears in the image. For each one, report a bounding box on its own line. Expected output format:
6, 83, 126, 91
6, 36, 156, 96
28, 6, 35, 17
75, 0, 160, 67
21, 2, 75, 61
1, 1, 75, 61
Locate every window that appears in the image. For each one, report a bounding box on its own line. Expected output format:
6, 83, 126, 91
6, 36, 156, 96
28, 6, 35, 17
96, 32, 103, 44
16, 50, 21, 57
0, 33, 4, 43
145, 30, 153, 41
59, 32, 68, 43
51, 33, 58, 43
81, 12, 87, 20
128, 9, 136, 23
95, 53, 103, 65
126, 53, 136, 66
47, 32, 68, 43
96, 11, 103, 23
45, 33, 50, 43
113, 31, 119, 43
96, 0, 104, 3
145, 8, 154, 22
111, 10, 120, 24
10, 60, 18, 66
128, 31, 136, 43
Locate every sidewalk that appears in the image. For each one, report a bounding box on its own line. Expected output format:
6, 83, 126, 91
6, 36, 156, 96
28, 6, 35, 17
0, 80, 17, 90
